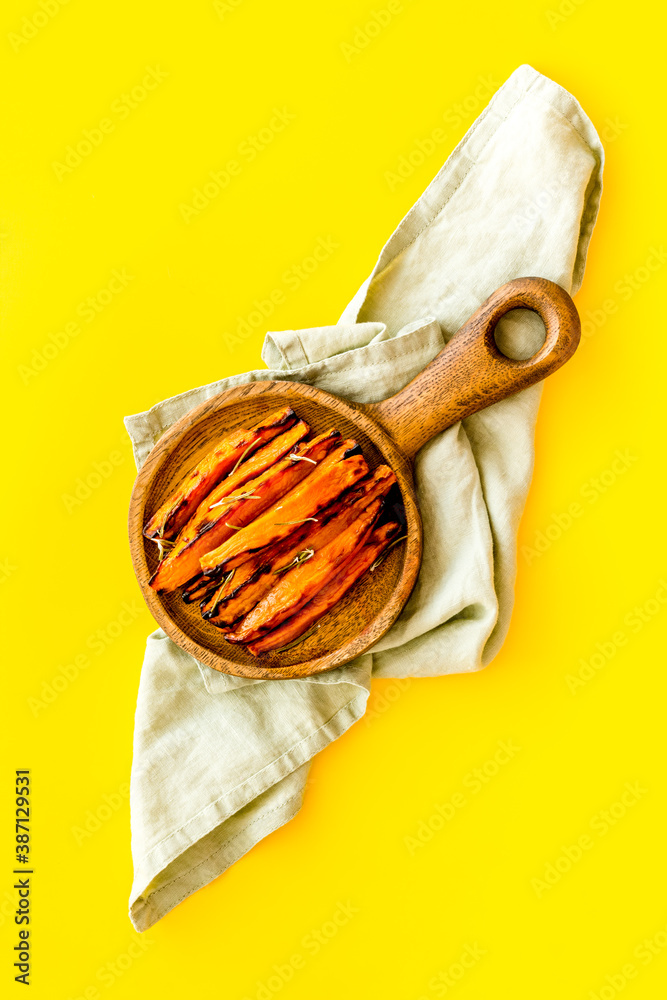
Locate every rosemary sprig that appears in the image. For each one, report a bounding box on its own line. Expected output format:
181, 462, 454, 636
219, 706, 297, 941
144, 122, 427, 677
273, 624, 320, 654
229, 442, 256, 478
274, 517, 318, 525
273, 549, 315, 575
289, 451, 316, 465
207, 570, 235, 616
370, 534, 407, 571
147, 533, 176, 561
209, 491, 260, 509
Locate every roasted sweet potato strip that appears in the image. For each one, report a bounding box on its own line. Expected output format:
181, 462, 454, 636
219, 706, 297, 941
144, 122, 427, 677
152, 419, 309, 594
203, 528, 313, 627
150, 429, 340, 591
199, 554, 265, 617
182, 574, 218, 604
204, 466, 396, 627
247, 522, 401, 655
225, 497, 383, 643
148, 420, 309, 591
200, 568, 238, 618
190, 419, 310, 524
200, 442, 368, 578
143, 406, 297, 540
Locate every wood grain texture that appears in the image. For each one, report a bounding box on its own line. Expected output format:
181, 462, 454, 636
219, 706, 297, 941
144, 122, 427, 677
129, 381, 421, 680
368, 277, 581, 458
128, 277, 580, 680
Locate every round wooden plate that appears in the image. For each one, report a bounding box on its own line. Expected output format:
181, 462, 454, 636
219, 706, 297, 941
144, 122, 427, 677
129, 277, 581, 680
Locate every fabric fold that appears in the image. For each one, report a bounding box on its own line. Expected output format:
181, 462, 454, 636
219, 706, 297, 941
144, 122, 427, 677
125, 64, 603, 929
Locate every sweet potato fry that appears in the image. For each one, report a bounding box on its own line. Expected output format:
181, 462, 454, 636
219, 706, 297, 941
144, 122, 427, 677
148, 419, 308, 591
199, 441, 368, 578
204, 466, 396, 627
225, 497, 383, 643
199, 568, 238, 618
247, 521, 401, 655
150, 429, 340, 592
143, 406, 297, 541
199, 552, 269, 618
203, 527, 313, 627
181, 574, 218, 604
157, 423, 312, 596
191, 419, 310, 521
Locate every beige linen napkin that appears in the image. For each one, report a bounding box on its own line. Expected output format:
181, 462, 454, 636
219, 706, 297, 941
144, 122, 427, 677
125, 64, 603, 930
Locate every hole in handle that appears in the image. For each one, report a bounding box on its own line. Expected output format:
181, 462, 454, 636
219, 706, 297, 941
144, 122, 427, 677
494, 308, 547, 361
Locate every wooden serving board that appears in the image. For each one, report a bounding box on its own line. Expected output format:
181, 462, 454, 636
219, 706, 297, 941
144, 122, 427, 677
129, 277, 580, 680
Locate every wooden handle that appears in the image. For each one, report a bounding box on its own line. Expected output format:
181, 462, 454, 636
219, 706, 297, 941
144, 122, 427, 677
367, 276, 581, 458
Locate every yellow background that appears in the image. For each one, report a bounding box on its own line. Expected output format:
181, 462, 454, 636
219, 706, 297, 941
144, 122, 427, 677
2, 0, 666, 996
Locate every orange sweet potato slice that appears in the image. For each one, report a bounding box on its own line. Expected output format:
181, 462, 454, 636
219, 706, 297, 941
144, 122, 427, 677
149, 419, 309, 591
143, 406, 297, 541
199, 442, 368, 578
150, 429, 340, 592
190, 419, 310, 523
225, 497, 383, 644
247, 521, 401, 655
204, 466, 396, 627
202, 524, 315, 627
182, 574, 219, 605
